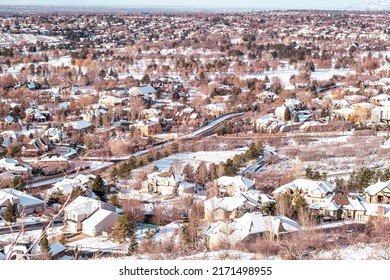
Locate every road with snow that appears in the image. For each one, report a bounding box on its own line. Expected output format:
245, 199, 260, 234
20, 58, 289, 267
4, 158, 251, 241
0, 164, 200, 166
83, 112, 245, 162
241, 148, 277, 175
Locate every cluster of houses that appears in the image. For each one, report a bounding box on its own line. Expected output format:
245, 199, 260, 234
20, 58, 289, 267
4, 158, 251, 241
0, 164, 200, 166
202, 176, 390, 249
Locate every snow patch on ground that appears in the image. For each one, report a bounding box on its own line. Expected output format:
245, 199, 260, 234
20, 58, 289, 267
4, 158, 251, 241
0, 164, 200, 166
143, 148, 247, 172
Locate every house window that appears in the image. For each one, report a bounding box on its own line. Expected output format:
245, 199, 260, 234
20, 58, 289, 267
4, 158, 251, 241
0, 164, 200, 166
378, 196, 383, 203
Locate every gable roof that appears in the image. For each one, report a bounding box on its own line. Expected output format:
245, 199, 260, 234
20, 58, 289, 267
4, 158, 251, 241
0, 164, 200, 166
204, 196, 247, 212
273, 179, 335, 196
217, 176, 255, 191
0, 188, 44, 207
228, 213, 301, 242
82, 209, 119, 227
64, 196, 101, 216
129, 85, 156, 95
364, 180, 390, 196
65, 120, 91, 130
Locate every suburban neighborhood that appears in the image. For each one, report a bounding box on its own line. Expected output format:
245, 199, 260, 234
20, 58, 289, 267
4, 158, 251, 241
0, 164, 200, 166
1, 0, 390, 261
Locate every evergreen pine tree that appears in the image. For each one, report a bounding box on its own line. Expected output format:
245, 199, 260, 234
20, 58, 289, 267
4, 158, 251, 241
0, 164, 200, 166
111, 213, 135, 243
39, 232, 50, 257
70, 185, 86, 200
284, 106, 291, 121
4, 202, 17, 224
126, 235, 138, 256
92, 175, 107, 202
108, 194, 121, 208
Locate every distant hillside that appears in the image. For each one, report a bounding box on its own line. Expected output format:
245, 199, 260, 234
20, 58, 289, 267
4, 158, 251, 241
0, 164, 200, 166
347, 0, 390, 10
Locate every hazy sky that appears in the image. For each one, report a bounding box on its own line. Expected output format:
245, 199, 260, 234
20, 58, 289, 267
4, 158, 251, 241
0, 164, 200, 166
1, 0, 361, 9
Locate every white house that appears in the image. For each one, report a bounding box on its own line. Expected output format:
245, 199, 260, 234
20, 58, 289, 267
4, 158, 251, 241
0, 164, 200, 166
82, 209, 119, 237
64, 196, 121, 233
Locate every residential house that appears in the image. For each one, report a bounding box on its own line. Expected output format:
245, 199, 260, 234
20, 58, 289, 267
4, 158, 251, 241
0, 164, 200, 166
64, 120, 91, 132
204, 195, 248, 222
143, 108, 162, 119
343, 194, 367, 221
256, 91, 279, 103
64, 196, 121, 233
141, 171, 183, 196
131, 120, 162, 137
177, 181, 195, 196
363, 180, 390, 204
371, 106, 390, 124
0, 158, 33, 179
309, 196, 342, 222
0, 188, 45, 216
255, 115, 287, 133
204, 192, 263, 222
206, 212, 301, 249
273, 179, 335, 204
82, 209, 119, 237
216, 176, 255, 196
129, 85, 157, 101
45, 175, 97, 200
43, 128, 63, 143
370, 94, 390, 106
99, 96, 122, 106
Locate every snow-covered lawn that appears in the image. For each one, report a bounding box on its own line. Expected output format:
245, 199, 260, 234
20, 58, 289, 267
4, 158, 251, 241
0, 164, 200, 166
316, 243, 390, 260
0, 226, 64, 244
67, 237, 128, 253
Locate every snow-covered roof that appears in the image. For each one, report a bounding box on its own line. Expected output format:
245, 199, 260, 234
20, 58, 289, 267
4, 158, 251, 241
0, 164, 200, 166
228, 213, 301, 242
364, 180, 390, 196
370, 94, 390, 101
0, 157, 18, 167
310, 200, 340, 211
0, 188, 44, 207
4, 115, 14, 123
46, 178, 84, 197
82, 209, 118, 228
344, 196, 367, 212
99, 95, 121, 104
364, 203, 390, 217
217, 176, 255, 191
0, 156, 31, 171
273, 179, 335, 196
49, 242, 66, 256
154, 222, 180, 242
178, 181, 195, 190
65, 196, 102, 216
204, 196, 247, 212
129, 85, 156, 95
65, 120, 91, 130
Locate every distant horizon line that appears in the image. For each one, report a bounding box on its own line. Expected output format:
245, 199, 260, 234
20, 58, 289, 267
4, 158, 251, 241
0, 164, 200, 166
0, 3, 350, 11
0, 3, 388, 13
